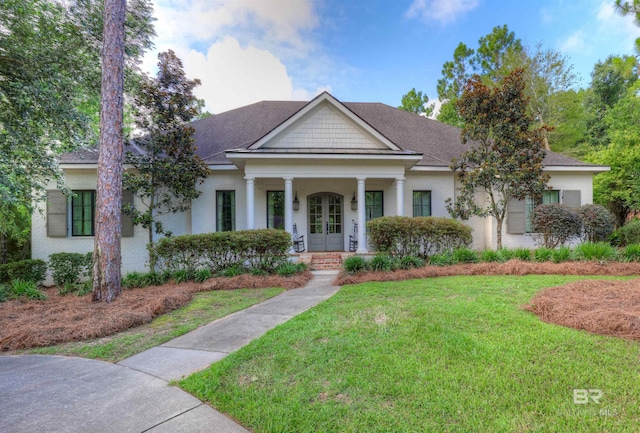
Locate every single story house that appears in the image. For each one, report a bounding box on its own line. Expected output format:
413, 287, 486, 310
32, 92, 608, 273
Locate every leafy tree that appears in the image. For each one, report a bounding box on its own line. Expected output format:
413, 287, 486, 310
0, 0, 94, 209
93, 0, 127, 303
0, 0, 155, 216
506, 44, 577, 149
436, 25, 523, 127
616, 0, 640, 52
584, 55, 637, 148
446, 69, 549, 249
0, 204, 31, 264
588, 81, 640, 226
547, 89, 588, 155
398, 88, 434, 117
124, 51, 211, 272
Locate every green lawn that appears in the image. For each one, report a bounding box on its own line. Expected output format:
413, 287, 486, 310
180, 275, 640, 433
27, 287, 284, 362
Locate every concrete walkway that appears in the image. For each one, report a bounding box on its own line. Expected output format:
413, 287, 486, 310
0, 271, 340, 433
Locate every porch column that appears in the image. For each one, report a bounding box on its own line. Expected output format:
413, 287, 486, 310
245, 176, 255, 229
357, 177, 367, 254
284, 177, 294, 239
396, 177, 405, 216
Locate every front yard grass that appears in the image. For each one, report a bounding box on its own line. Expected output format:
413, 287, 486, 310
25, 287, 284, 362
181, 275, 640, 433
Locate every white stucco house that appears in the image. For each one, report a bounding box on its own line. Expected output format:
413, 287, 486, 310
32, 92, 608, 273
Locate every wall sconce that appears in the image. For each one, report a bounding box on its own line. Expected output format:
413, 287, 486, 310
293, 192, 300, 211
351, 192, 357, 211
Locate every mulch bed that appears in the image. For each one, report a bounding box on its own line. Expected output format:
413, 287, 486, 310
0, 272, 312, 351
338, 260, 640, 342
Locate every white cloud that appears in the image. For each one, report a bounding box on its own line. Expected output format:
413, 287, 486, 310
559, 30, 586, 53
405, 0, 478, 24
595, 0, 640, 53
141, 0, 331, 114
181, 37, 321, 114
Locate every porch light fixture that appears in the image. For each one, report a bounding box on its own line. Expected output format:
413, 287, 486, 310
293, 192, 300, 211
351, 192, 357, 211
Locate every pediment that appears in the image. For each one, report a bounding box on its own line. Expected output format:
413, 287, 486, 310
249, 93, 399, 152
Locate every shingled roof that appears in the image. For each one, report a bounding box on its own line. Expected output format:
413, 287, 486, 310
62, 97, 602, 169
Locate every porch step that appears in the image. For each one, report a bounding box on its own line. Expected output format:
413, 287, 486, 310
309, 253, 347, 271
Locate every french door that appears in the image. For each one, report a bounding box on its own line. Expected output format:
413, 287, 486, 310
308, 193, 343, 251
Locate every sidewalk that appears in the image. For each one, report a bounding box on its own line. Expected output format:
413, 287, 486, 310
0, 271, 340, 433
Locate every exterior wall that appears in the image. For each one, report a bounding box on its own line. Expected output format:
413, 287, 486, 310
32, 169, 149, 284
34, 167, 597, 279
496, 172, 595, 250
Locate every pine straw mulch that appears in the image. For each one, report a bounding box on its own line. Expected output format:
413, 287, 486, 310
337, 260, 640, 342
0, 272, 312, 351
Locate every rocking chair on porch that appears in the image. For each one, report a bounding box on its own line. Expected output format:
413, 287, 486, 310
349, 220, 358, 252
292, 223, 305, 253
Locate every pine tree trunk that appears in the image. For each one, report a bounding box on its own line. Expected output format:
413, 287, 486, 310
93, 0, 126, 302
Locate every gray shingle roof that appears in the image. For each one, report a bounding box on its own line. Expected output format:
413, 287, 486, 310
62, 97, 601, 169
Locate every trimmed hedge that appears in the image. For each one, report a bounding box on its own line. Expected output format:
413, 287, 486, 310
0, 259, 47, 285
48, 253, 92, 286
367, 216, 472, 258
155, 229, 291, 274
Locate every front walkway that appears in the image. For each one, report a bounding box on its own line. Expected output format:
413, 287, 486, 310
0, 271, 340, 433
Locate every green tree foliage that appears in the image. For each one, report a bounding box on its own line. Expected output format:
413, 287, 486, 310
0, 0, 94, 208
588, 81, 640, 226
616, 0, 640, 52
446, 69, 549, 249
584, 55, 637, 148
0, 204, 31, 264
436, 25, 523, 127
506, 44, 577, 150
547, 89, 588, 156
398, 88, 434, 117
124, 51, 211, 272
0, 0, 156, 214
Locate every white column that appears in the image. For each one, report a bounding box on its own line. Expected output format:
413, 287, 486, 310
245, 176, 255, 229
357, 177, 367, 254
396, 177, 405, 217
284, 177, 293, 238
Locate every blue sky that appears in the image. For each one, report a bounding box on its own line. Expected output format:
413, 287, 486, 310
142, 0, 640, 114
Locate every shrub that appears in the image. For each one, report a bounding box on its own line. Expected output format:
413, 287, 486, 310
218, 264, 247, 278
369, 254, 394, 272
343, 256, 368, 274
142, 271, 170, 287
496, 248, 515, 262
76, 280, 92, 296
452, 248, 479, 264
480, 249, 500, 262
122, 272, 146, 289
534, 247, 553, 262
194, 268, 213, 283
0, 284, 7, 302
275, 262, 299, 277
514, 248, 532, 261
532, 204, 582, 248
172, 269, 192, 284
573, 242, 618, 261
0, 259, 48, 284
623, 244, 640, 262
398, 255, 425, 270
9, 279, 47, 301
611, 219, 640, 247
367, 216, 472, 258
579, 204, 615, 242
156, 229, 291, 274
551, 247, 572, 263
429, 251, 454, 266
48, 253, 92, 286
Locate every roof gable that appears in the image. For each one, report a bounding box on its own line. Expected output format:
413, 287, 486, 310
248, 92, 400, 151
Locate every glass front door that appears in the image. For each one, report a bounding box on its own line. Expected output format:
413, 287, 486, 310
308, 193, 343, 251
